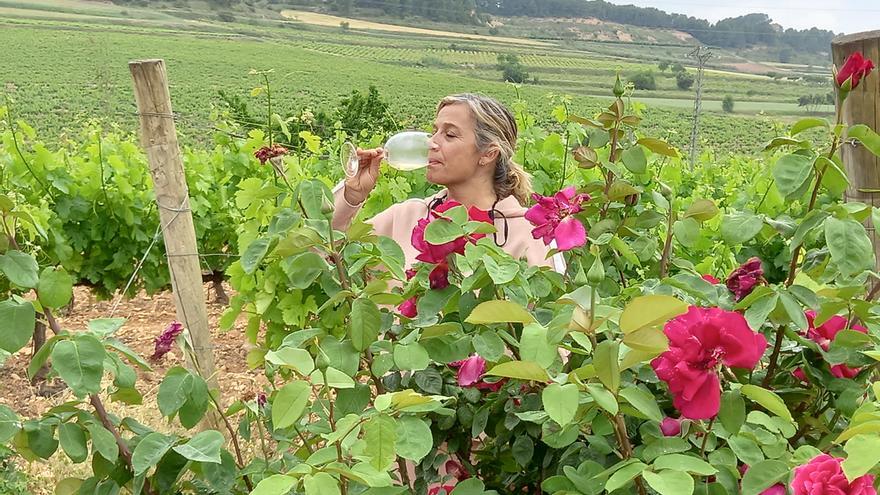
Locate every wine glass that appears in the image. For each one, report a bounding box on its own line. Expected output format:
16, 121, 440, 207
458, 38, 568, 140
341, 131, 431, 178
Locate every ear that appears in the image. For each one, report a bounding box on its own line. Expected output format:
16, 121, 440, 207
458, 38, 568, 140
480, 146, 500, 166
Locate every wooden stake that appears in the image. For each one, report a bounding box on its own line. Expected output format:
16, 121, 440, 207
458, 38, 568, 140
129, 59, 221, 429
832, 31, 880, 279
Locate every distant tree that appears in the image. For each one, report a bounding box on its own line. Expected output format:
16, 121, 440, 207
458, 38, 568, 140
675, 70, 695, 90
629, 71, 656, 90
671, 62, 686, 74
497, 54, 529, 83
339, 21, 350, 30
722, 95, 735, 113
658, 61, 669, 71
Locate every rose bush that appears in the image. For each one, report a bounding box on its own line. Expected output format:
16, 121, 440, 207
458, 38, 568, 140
1, 53, 879, 495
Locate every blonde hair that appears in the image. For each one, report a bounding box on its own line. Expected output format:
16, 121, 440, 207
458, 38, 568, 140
437, 93, 533, 204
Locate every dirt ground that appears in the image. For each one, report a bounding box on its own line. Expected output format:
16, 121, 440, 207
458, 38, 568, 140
0, 284, 264, 494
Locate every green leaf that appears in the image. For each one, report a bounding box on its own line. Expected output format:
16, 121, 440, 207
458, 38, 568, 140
585, 383, 618, 415
0, 250, 39, 288
637, 137, 678, 157
619, 295, 688, 334
51, 335, 105, 398
482, 255, 519, 285
842, 434, 880, 481
674, 218, 700, 248
305, 472, 341, 495
605, 462, 648, 492
132, 432, 176, 475
594, 340, 620, 393
773, 153, 813, 198
621, 146, 647, 174
0, 299, 36, 354
465, 300, 536, 325
848, 124, 880, 158
619, 387, 663, 422
512, 435, 534, 467
172, 430, 223, 464
395, 416, 432, 462
85, 422, 118, 463
282, 252, 326, 289
791, 210, 829, 253
779, 292, 808, 331
250, 474, 296, 495
653, 454, 717, 475
424, 218, 464, 245
791, 117, 828, 136
58, 423, 88, 464
312, 367, 356, 389
377, 236, 406, 281
741, 460, 789, 495
642, 469, 694, 495
721, 212, 764, 245
364, 414, 397, 471
157, 367, 194, 417
683, 199, 718, 222
0, 405, 19, 443
740, 385, 793, 422
87, 318, 126, 336
272, 381, 311, 429
519, 324, 557, 369
486, 361, 549, 382
265, 347, 315, 375
719, 390, 746, 435
542, 383, 579, 426
825, 217, 875, 277
241, 237, 271, 274
351, 297, 382, 351
393, 343, 430, 371
37, 267, 73, 308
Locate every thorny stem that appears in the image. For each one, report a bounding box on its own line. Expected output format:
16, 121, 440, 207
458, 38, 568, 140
612, 413, 646, 495
762, 325, 787, 388
700, 417, 715, 457
89, 394, 158, 495
785, 109, 844, 287
659, 205, 675, 278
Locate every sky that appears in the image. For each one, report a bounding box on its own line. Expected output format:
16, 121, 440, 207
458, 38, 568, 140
604, 0, 879, 34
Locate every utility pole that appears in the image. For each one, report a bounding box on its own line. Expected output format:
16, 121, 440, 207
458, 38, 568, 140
687, 46, 713, 169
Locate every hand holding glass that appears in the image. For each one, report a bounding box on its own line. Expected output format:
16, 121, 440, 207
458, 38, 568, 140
341, 131, 431, 178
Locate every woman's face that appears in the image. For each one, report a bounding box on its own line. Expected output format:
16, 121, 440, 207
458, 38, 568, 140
426, 103, 493, 187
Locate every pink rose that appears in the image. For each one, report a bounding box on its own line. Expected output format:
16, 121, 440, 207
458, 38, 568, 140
449, 355, 504, 392
525, 186, 590, 251
659, 417, 682, 436
804, 311, 866, 352
428, 485, 457, 495
791, 454, 876, 495
651, 306, 768, 419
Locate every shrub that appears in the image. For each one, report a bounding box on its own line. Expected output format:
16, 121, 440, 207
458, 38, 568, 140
722, 94, 735, 112
629, 70, 656, 90
676, 70, 695, 90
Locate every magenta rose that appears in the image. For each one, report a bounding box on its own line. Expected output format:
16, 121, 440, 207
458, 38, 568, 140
791, 454, 876, 495
651, 306, 768, 419
151, 321, 184, 361
725, 257, 764, 301
525, 186, 590, 251
659, 417, 682, 436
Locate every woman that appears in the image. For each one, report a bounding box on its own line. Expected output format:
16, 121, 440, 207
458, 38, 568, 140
332, 93, 563, 272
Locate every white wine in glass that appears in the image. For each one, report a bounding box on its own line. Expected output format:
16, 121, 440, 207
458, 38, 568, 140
341, 131, 431, 178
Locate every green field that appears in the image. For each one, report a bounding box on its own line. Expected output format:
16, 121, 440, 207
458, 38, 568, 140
0, 0, 835, 155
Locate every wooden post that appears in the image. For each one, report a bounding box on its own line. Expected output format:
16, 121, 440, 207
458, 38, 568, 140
832, 31, 880, 271
129, 60, 220, 427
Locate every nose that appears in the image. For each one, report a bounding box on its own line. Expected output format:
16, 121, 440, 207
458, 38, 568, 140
427, 132, 440, 151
